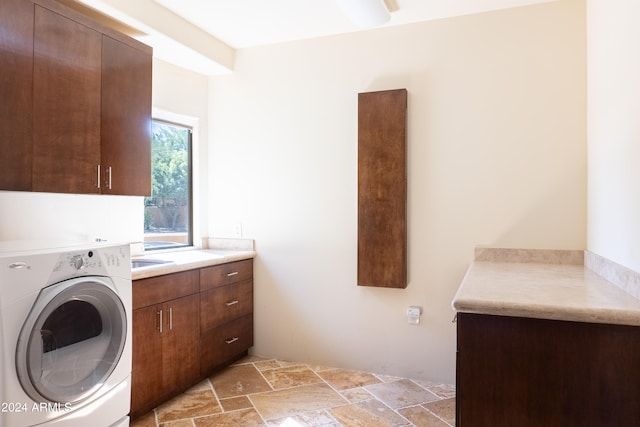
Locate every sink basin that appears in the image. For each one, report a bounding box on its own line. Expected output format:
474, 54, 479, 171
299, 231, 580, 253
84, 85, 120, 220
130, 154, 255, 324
131, 258, 175, 269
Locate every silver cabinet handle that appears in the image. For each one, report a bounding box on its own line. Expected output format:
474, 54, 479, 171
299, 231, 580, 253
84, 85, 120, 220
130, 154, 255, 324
225, 337, 239, 344
158, 310, 163, 333
225, 300, 239, 307
96, 165, 101, 189
106, 166, 112, 189
226, 271, 238, 277
169, 307, 173, 330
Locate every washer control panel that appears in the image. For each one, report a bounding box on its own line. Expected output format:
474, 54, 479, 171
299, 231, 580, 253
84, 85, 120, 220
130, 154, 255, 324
57, 250, 101, 273
49, 244, 130, 280
0, 243, 130, 305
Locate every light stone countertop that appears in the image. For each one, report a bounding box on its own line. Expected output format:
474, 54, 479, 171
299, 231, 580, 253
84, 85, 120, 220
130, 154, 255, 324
131, 238, 256, 280
452, 249, 640, 326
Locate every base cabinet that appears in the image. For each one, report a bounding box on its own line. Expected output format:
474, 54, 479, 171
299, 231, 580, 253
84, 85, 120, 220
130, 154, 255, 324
131, 259, 254, 418
456, 313, 640, 426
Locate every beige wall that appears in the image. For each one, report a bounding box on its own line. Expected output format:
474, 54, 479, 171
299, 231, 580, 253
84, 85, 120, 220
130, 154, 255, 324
208, 0, 586, 383
587, 0, 640, 272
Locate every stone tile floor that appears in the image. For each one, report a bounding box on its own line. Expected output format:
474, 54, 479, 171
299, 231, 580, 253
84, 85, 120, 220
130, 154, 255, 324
131, 355, 455, 427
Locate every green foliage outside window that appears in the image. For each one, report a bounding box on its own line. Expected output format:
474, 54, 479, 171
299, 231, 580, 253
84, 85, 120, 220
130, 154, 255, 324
144, 121, 191, 233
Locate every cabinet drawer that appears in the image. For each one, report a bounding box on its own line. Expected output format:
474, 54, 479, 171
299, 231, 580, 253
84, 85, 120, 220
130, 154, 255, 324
201, 314, 253, 375
201, 279, 253, 332
200, 259, 253, 291
133, 270, 199, 309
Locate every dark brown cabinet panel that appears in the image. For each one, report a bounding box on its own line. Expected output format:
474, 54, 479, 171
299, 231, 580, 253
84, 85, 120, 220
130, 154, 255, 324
0, 0, 34, 191
456, 313, 640, 426
201, 279, 253, 332
161, 294, 200, 397
131, 272, 200, 418
33, 5, 102, 194
199, 260, 254, 376
1, 0, 152, 196
200, 259, 253, 290
358, 89, 407, 288
133, 270, 199, 310
201, 314, 254, 374
101, 36, 152, 196
131, 303, 163, 415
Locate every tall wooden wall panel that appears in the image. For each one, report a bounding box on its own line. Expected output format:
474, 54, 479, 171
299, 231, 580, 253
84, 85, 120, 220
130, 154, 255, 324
358, 89, 407, 288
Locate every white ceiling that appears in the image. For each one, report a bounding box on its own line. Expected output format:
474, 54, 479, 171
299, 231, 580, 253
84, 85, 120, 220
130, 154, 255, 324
73, 0, 555, 74
151, 0, 555, 49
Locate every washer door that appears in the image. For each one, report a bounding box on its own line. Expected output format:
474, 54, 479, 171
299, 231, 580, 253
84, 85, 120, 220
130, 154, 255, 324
16, 276, 127, 404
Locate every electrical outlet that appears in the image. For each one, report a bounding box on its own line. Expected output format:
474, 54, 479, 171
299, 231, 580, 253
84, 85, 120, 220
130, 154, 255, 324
406, 306, 422, 325
233, 223, 243, 238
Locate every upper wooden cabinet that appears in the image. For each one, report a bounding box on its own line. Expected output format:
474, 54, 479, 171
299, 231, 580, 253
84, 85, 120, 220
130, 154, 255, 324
358, 89, 408, 288
0, 0, 35, 191
33, 5, 102, 194
101, 36, 152, 196
0, 0, 152, 196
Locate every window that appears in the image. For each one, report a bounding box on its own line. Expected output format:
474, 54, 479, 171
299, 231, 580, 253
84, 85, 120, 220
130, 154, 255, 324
143, 120, 193, 251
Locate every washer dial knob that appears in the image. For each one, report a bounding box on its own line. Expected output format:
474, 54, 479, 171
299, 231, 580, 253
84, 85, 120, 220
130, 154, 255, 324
71, 255, 84, 270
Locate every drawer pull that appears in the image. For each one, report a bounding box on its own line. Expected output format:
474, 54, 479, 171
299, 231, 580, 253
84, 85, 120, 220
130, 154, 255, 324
226, 271, 239, 277
225, 300, 239, 307
225, 337, 239, 344
158, 310, 163, 333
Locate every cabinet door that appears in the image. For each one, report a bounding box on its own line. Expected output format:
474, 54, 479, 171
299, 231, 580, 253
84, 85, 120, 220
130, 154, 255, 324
358, 89, 407, 288
101, 36, 152, 196
131, 304, 163, 416
0, 0, 34, 191
457, 313, 640, 426
162, 294, 200, 395
33, 5, 101, 194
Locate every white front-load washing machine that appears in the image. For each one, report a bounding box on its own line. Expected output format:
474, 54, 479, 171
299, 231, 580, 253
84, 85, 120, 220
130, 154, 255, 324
0, 241, 132, 427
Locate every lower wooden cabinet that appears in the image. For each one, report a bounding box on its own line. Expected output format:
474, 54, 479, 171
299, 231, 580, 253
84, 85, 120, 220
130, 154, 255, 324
456, 312, 640, 427
160, 294, 201, 394
131, 259, 254, 418
131, 271, 200, 417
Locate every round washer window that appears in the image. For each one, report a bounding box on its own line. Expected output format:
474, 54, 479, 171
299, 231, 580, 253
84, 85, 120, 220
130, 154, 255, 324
16, 277, 126, 403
